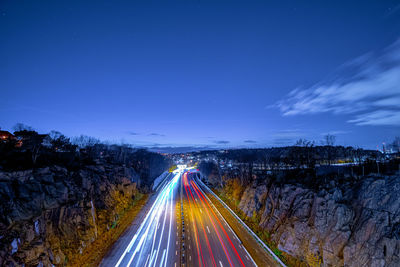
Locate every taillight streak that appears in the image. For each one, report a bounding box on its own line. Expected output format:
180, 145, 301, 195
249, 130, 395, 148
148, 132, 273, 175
191, 180, 246, 267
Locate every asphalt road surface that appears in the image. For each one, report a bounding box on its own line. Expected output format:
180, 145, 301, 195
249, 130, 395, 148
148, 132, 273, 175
102, 168, 278, 267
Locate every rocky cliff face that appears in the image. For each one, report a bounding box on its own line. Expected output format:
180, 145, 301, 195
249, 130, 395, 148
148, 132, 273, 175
216, 174, 400, 266
0, 163, 162, 266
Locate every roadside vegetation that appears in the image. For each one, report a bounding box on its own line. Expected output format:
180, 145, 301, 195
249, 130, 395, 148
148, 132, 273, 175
0, 123, 171, 266
67, 193, 149, 267
201, 139, 400, 267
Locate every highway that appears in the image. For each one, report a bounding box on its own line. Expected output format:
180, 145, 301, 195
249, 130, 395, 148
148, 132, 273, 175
102, 171, 181, 267
181, 171, 257, 267
101, 168, 271, 267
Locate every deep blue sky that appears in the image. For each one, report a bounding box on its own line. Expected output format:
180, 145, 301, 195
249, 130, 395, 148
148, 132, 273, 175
1, 0, 400, 149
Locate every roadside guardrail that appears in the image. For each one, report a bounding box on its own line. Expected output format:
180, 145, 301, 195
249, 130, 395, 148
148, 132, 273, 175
196, 177, 287, 267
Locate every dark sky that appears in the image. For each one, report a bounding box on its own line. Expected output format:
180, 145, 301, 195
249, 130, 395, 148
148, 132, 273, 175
1, 0, 400, 149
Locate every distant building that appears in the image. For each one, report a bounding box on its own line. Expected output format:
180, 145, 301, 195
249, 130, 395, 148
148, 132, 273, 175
0, 130, 15, 141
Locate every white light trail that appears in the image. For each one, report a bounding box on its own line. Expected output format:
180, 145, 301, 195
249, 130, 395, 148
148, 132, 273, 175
115, 171, 181, 267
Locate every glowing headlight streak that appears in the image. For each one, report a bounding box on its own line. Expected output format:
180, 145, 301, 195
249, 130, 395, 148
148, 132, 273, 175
115, 171, 181, 267
130, 190, 167, 267
164, 178, 174, 267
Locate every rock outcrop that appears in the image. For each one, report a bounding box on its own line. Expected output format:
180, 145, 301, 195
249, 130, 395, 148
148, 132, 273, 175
216, 174, 400, 266
0, 163, 163, 266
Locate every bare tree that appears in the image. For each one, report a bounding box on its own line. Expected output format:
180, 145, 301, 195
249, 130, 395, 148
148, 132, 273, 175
13, 123, 33, 132
47, 130, 76, 152
392, 137, 400, 153
72, 135, 100, 148
295, 138, 307, 146
48, 130, 63, 140
13, 129, 46, 164
324, 134, 336, 146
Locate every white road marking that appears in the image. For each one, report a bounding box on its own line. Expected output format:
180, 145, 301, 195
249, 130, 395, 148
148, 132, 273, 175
189, 245, 191, 249
207, 226, 211, 234
219, 260, 223, 267
190, 256, 192, 261
148, 249, 157, 267
159, 249, 167, 267
176, 250, 177, 255
175, 263, 176, 267
144, 254, 150, 266
176, 241, 178, 245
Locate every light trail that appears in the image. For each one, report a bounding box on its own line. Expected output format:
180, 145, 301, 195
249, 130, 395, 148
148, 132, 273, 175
188, 177, 234, 267
183, 172, 204, 267
191, 178, 246, 267
107, 167, 259, 267
186, 174, 217, 267
115, 171, 181, 267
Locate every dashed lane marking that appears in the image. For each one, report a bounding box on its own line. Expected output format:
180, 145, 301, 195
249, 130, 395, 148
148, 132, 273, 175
144, 254, 150, 266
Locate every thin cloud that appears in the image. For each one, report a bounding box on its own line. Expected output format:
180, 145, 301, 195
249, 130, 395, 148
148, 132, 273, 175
148, 146, 212, 154
148, 133, 165, 137
321, 130, 350, 136
348, 110, 400, 126
385, 4, 400, 18
243, 140, 257, 143
128, 132, 140, 135
214, 140, 230, 144
273, 138, 294, 146
275, 39, 400, 126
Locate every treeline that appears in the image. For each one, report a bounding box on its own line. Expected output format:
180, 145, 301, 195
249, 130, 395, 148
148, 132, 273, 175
198, 144, 400, 190
211, 146, 382, 166
0, 124, 171, 189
